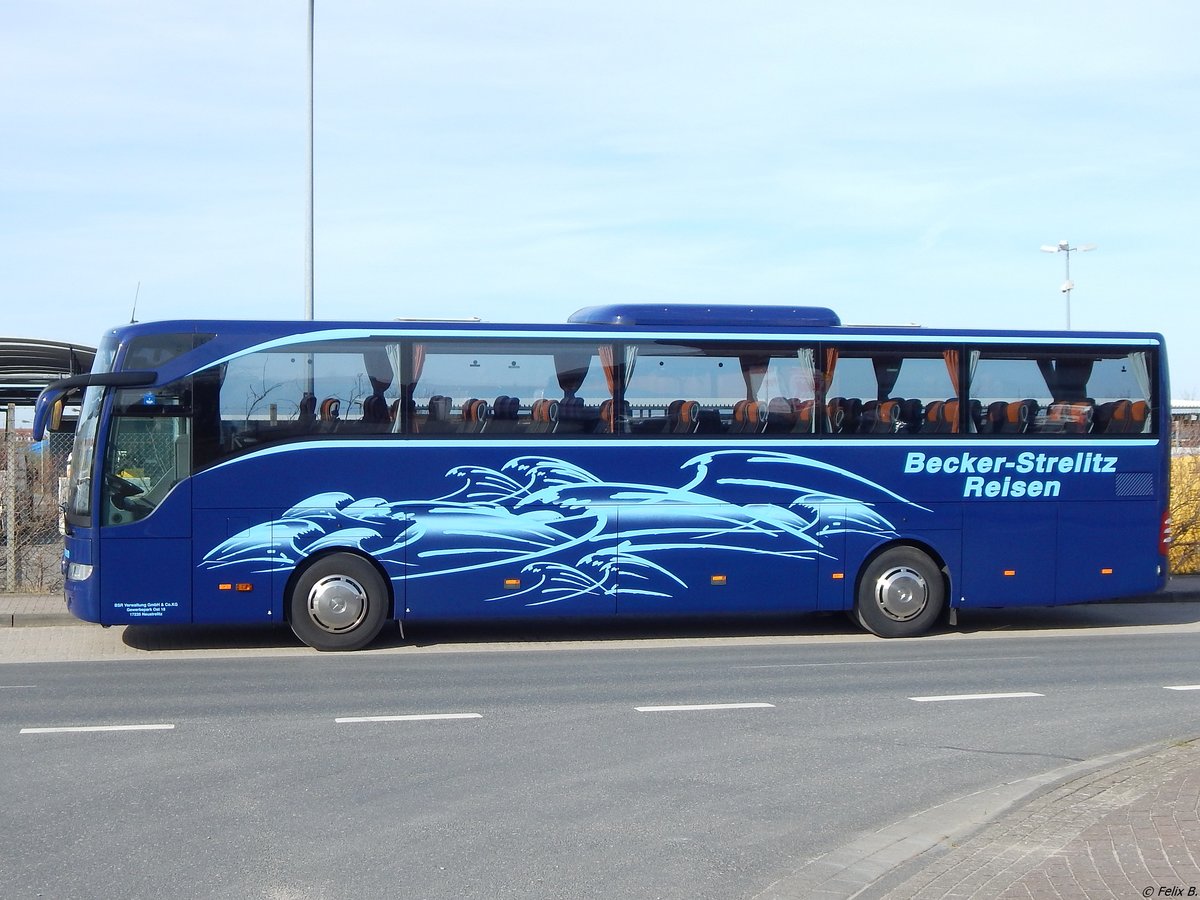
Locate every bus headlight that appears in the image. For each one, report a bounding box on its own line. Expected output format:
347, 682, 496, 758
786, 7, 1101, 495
67, 562, 94, 582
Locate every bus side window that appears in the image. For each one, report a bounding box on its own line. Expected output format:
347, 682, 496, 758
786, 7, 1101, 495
622, 341, 820, 438
824, 347, 957, 437
969, 349, 1155, 438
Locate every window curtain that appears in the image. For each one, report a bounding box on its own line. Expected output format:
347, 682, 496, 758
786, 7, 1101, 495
598, 344, 638, 429
943, 350, 960, 396
1129, 352, 1152, 400
598, 345, 616, 398
942, 349, 980, 432
740, 355, 769, 401
363, 347, 393, 424
554, 348, 592, 400
822, 348, 838, 396
1037, 357, 1093, 401
389, 342, 424, 433
819, 347, 839, 433
872, 355, 902, 401
785, 347, 819, 433
945, 349, 981, 432
598, 345, 639, 393
794, 348, 816, 397
365, 347, 393, 394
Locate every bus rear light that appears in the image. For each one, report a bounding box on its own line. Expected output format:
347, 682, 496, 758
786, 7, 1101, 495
710, 575, 727, 586
1161, 513, 1173, 555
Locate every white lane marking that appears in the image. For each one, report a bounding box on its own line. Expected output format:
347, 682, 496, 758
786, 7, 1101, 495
0, 685, 37, 690
20, 724, 175, 734
1164, 685, 1200, 691
335, 713, 483, 724
635, 702, 776, 713
909, 692, 1044, 703
738, 656, 1037, 669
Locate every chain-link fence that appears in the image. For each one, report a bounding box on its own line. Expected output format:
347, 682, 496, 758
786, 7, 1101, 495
1, 425, 70, 593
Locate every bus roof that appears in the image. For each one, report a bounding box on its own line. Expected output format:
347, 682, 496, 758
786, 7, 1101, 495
94, 307, 1166, 346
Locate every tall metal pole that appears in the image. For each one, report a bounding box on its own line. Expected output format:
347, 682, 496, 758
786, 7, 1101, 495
305, 0, 315, 320
1040, 241, 1096, 330
1064, 250, 1072, 330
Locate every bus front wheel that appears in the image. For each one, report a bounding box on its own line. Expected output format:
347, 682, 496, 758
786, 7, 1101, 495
289, 553, 389, 651
854, 546, 945, 638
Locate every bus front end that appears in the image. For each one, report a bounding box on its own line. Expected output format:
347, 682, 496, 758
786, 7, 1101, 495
34, 343, 116, 624
38, 328, 199, 627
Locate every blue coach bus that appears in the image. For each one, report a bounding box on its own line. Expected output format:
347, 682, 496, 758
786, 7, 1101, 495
34, 305, 1171, 650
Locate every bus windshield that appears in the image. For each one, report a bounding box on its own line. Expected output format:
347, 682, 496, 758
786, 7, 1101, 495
98, 383, 192, 526
65, 332, 202, 528
64, 336, 117, 526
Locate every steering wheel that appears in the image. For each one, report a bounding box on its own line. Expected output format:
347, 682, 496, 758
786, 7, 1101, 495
105, 472, 152, 514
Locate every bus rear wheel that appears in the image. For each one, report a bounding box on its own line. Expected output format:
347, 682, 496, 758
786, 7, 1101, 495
289, 553, 389, 651
855, 546, 945, 638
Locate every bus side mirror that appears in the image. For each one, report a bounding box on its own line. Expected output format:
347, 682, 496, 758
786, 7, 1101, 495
33, 370, 157, 439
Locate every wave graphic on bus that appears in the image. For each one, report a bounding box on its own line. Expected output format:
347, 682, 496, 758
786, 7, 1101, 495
199, 450, 925, 606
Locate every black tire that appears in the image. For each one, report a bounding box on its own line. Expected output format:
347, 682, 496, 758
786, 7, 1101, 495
854, 546, 945, 638
289, 553, 390, 651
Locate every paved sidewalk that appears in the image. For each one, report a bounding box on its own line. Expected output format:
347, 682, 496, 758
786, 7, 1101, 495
873, 738, 1200, 900
757, 739, 1200, 900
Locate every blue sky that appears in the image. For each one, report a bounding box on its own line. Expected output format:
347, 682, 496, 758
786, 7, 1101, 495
4, 2, 1199, 395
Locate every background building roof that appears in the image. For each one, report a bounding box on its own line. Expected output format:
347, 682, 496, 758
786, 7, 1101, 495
0, 338, 96, 406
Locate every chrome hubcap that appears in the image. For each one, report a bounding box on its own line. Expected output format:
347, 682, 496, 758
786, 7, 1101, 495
873, 566, 928, 622
307, 574, 369, 634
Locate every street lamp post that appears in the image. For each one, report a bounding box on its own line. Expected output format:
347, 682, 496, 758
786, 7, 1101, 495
1040, 240, 1096, 329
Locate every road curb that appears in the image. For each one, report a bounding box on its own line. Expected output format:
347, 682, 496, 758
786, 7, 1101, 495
0, 595, 81, 628
4, 612, 86, 628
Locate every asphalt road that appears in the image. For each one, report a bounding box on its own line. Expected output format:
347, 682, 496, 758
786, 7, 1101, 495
2, 620, 1199, 899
